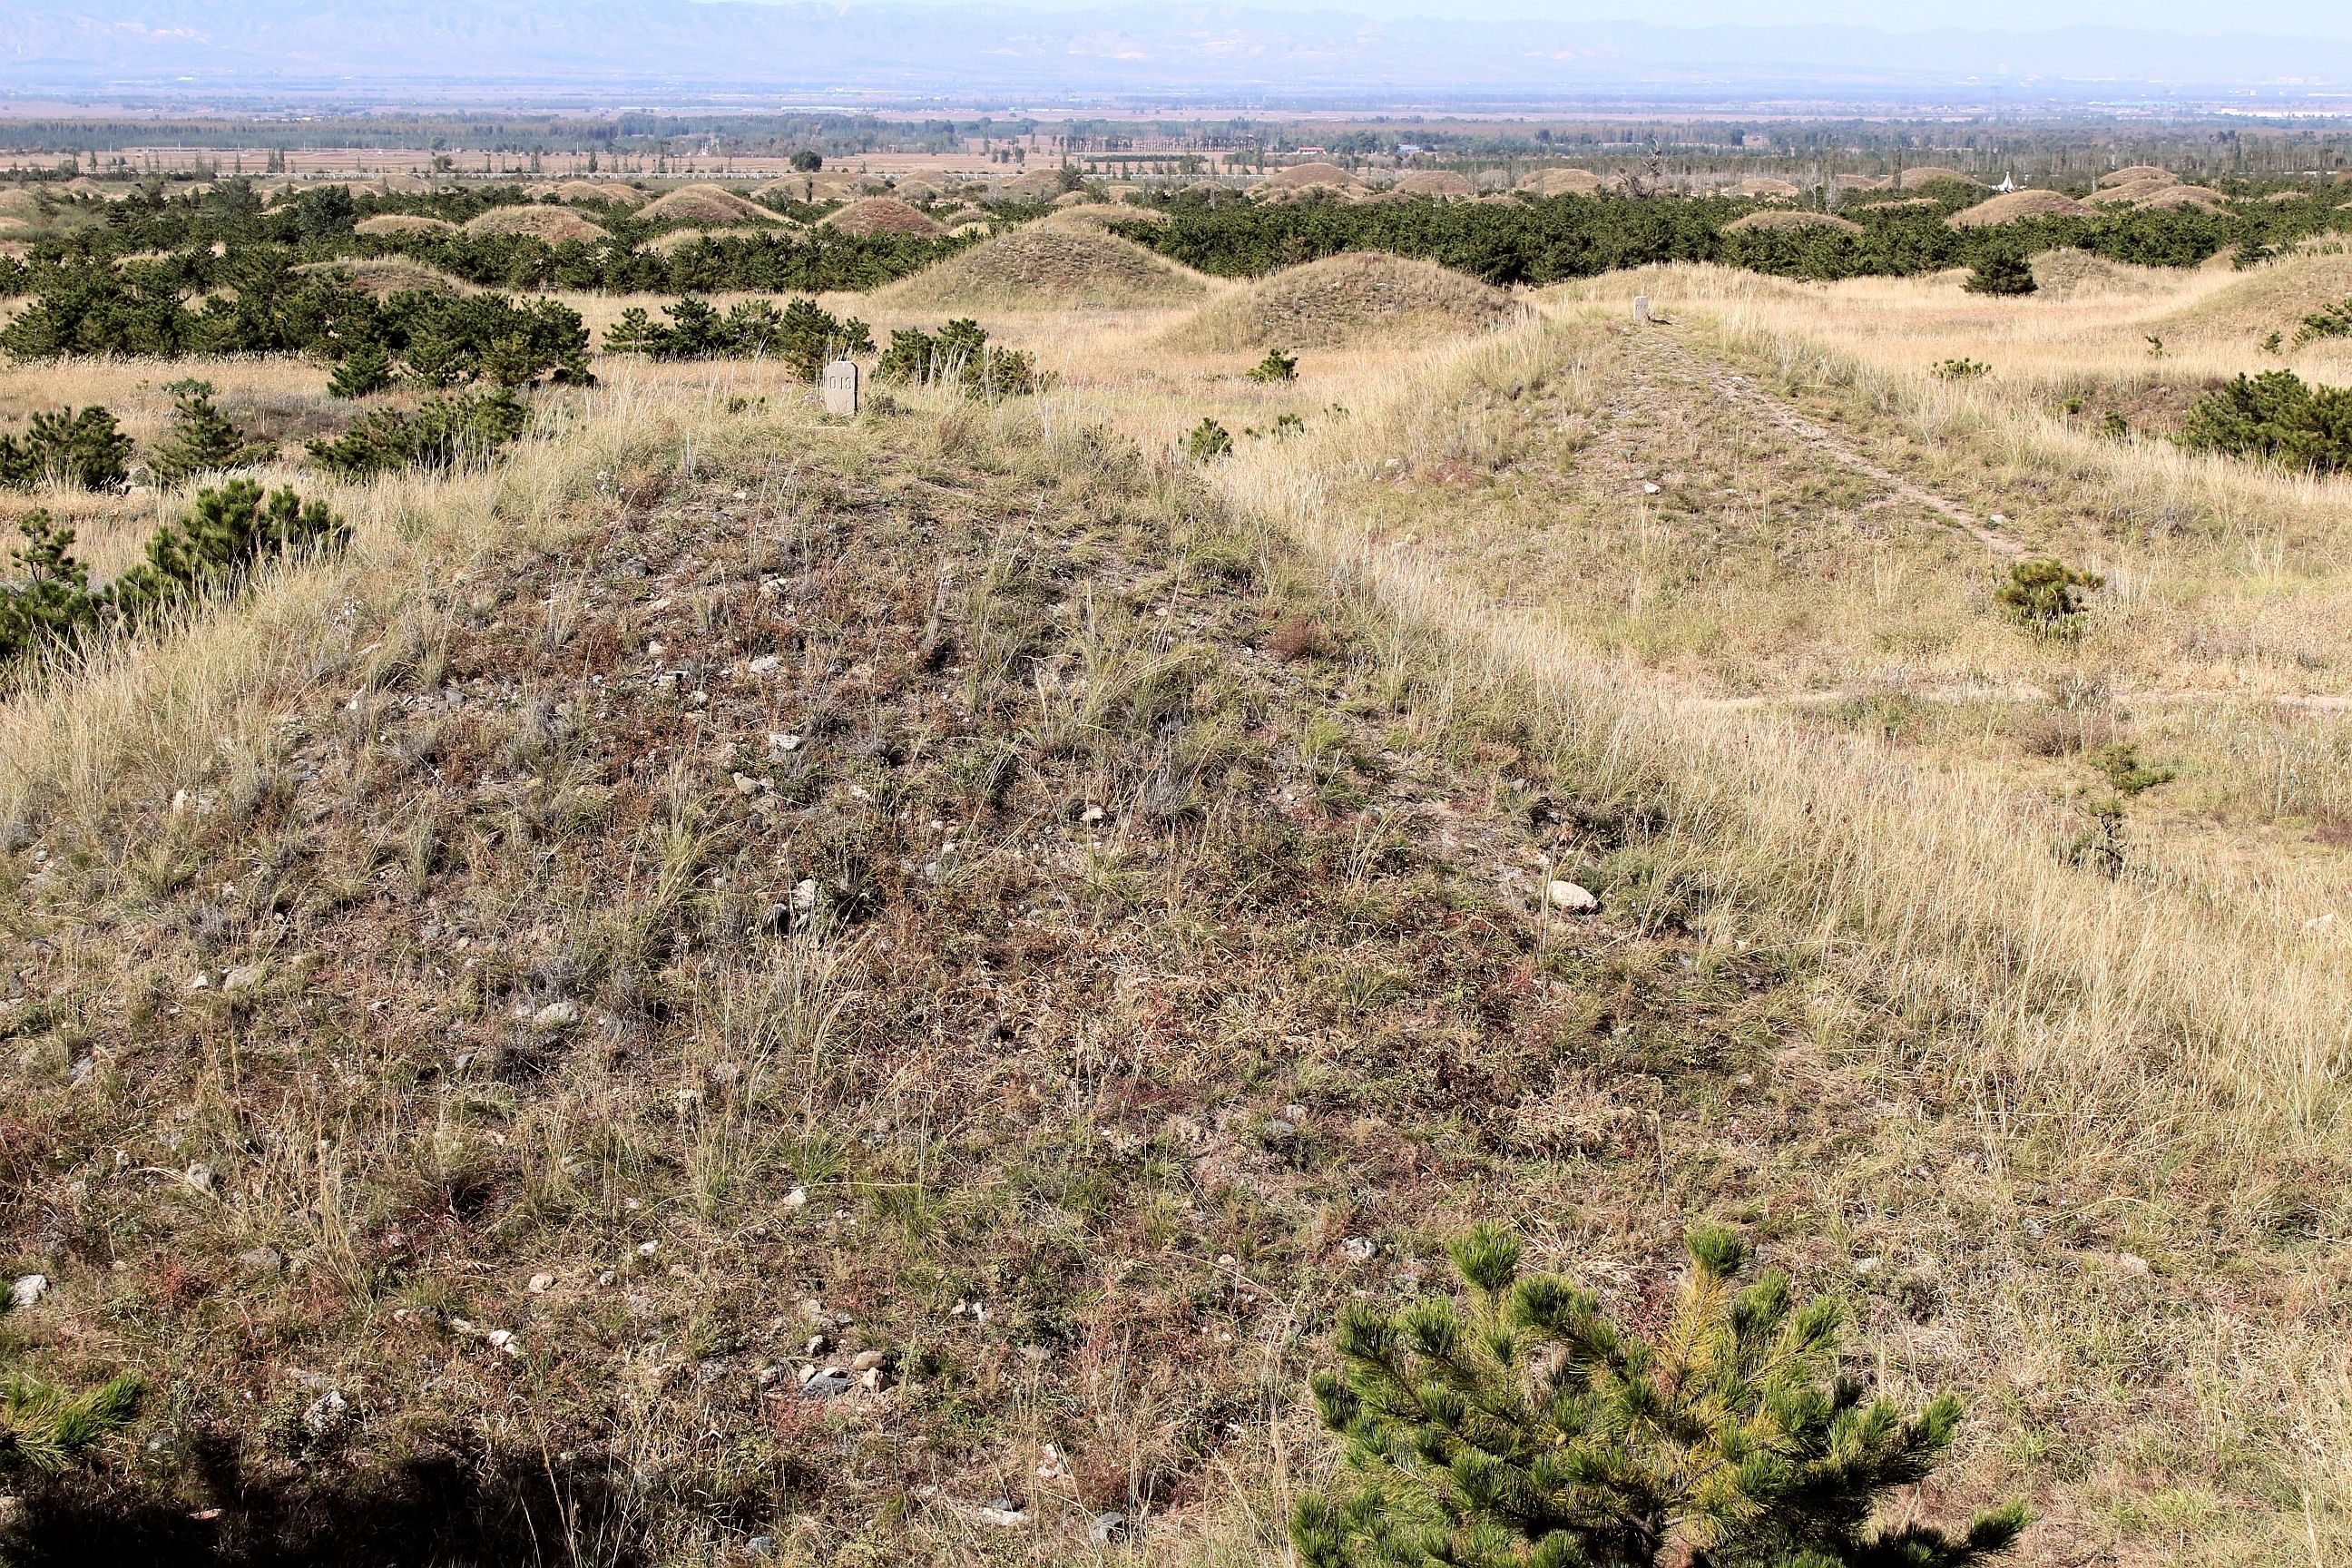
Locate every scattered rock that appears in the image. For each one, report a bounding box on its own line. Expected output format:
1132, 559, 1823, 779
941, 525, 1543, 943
747, 654, 782, 675
1853, 1256, 1882, 1277
185, 1163, 215, 1194
1342, 1236, 1377, 1262
531, 1000, 579, 1030
799, 1370, 852, 1398
2116, 1251, 2151, 1277
849, 1349, 887, 1373
732, 772, 761, 796
221, 962, 267, 993
238, 1247, 287, 1278
527, 1272, 555, 1294
8, 1274, 49, 1309
781, 1186, 808, 1210
1090, 1512, 1131, 1544
975, 1499, 1026, 1527
300, 1389, 348, 1436
1546, 880, 1599, 913
744, 1538, 777, 1558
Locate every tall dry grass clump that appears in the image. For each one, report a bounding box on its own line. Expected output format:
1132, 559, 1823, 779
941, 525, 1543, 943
1214, 315, 2352, 1145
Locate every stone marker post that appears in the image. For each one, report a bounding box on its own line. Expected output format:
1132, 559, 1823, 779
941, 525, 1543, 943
822, 359, 860, 416
1632, 294, 1651, 324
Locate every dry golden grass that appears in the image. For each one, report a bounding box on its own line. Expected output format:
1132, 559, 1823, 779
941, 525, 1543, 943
1161, 251, 1524, 351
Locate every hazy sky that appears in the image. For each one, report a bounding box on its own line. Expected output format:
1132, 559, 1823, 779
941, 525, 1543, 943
808, 0, 2352, 42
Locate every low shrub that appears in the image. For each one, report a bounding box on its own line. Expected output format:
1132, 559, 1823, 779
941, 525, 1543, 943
602, 297, 874, 378
2294, 298, 2352, 345
2177, 369, 2352, 474
874, 318, 1040, 398
1247, 347, 1299, 382
1932, 358, 1991, 380
1291, 1223, 2025, 1568
1187, 417, 1233, 460
1995, 557, 2103, 633
307, 391, 531, 477
0, 407, 133, 493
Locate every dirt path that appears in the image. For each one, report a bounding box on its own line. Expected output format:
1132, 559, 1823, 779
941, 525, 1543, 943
1637, 323, 2029, 561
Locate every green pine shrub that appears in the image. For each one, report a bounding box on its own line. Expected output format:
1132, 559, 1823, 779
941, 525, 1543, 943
0, 480, 348, 672
306, 390, 531, 478
1187, 418, 1234, 460
0, 513, 94, 667
874, 318, 1040, 398
104, 479, 350, 624
2294, 298, 2352, 345
1961, 252, 2036, 296
2177, 369, 2352, 474
1994, 557, 2102, 633
1249, 347, 1300, 382
328, 340, 396, 398
0, 407, 133, 493
150, 379, 274, 485
1292, 1223, 2026, 1568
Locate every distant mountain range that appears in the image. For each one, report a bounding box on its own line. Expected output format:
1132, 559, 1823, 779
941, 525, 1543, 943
6, 1, 2352, 104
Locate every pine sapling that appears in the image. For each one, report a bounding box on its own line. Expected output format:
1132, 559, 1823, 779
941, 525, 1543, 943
150, 378, 272, 485
1292, 1222, 2027, 1568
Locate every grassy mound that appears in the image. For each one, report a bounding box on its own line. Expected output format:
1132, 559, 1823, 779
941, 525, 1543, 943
1722, 210, 1863, 235
637, 184, 775, 226
289, 257, 469, 296
1161, 250, 1523, 351
2100, 164, 2176, 187
2086, 179, 2175, 208
1947, 190, 2092, 228
879, 225, 1210, 309
2158, 249, 2352, 339
354, 214, 457, 238
1037, 202, 1170, 231
557, 179, 642, 206
1517, 168, 1605, 196
1393, 171, 1474, 198
2027, 250, 2170, 299
1262, 162, 1354, 191
2134, 185, 2229, 214
463, 206, 611, 243
1896, 165, 1984, 189
820, 197, 946, 238
1732, 177, 1804, 198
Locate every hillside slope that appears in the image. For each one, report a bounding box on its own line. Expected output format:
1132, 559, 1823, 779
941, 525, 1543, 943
0, 399, 1892, 1563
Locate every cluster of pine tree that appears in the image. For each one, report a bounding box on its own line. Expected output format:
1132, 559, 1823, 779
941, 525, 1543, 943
0, 480, 348, 671
602, 297, 873, 378
874, 318, 1041, 397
